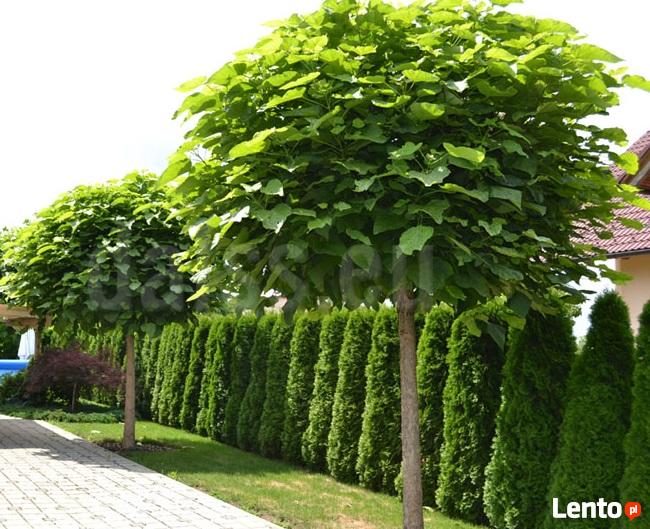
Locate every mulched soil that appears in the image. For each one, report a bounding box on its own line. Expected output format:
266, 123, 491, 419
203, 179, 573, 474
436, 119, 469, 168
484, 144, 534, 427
97, 441, 176, 453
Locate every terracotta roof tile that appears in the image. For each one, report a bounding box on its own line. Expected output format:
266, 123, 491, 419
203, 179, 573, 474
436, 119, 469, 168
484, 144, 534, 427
611, 130, 650, 181
580, 195, 650, 256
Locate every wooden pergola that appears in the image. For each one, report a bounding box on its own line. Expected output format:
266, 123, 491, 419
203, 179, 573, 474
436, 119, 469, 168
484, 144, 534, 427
0, 304, 43, 356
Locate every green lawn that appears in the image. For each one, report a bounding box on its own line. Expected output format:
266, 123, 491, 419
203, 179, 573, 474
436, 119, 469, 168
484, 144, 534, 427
56, 421, 481, 529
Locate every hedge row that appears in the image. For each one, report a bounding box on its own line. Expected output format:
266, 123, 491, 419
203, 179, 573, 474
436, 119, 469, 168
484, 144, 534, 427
55, 291, 643, 529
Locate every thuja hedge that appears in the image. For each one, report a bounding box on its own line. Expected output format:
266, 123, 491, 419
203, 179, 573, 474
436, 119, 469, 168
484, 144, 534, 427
436, 302, 506, 525
417, 304, 455, 506
620, 299, 650, 515
259, 317, 293, 458
223, 314, 257, 445
195, 316, 225, 436
237, 313, 277, 451
326, 308, 375, 483
302, 308, 349, 471
206, 315, 237, 439
356, 307, 402, 494
180, 317, 212, 431
543, 292, 634, 529
282, 314, 322, 464
484, 307, 575, 529
164, 323, 194, 427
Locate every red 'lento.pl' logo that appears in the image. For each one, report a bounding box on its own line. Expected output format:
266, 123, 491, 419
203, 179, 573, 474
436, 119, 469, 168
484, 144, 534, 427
626, 502, 642, 520
553, 499, 643, 520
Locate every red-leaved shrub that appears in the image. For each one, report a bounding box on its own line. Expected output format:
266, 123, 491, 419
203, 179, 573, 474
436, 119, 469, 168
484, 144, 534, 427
24, 347, 123, 411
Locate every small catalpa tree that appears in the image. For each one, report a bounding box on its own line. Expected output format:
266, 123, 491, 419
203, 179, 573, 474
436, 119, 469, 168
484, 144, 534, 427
164, 0, 650, 526
1, 173, 201, 448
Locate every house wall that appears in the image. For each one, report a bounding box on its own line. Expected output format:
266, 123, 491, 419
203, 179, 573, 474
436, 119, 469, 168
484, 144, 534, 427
616, 254, 650, 332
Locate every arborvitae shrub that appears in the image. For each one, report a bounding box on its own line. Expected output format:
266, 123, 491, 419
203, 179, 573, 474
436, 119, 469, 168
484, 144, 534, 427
259, 317, 293, 458
151, 324, 174, 420
237, 313, 277, 451
436, 302, 506, 525
138, 333, 160, 417
543, 292, 634, 529
195, 316, 223, 436
302, 309, 349, 471
620, 299, 650, 518
281, 314, 322, 463
223, 314, 257, 444
206, 315, 237, 440
180, 317, 213, 431
164, 323, 194, 427
327, 309, 375, 483
484, 307, 575, 529
356, 307, 401, 494
417, 304, 454, 506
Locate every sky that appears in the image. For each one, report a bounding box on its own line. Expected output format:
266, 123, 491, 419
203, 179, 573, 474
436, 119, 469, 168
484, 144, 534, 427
0, 0, 648, 334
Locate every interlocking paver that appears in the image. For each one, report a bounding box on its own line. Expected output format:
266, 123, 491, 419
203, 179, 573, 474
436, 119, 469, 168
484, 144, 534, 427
0, 416, 282, 529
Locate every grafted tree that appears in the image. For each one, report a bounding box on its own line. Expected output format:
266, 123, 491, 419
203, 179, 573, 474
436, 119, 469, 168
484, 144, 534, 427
163, 0, 650, 524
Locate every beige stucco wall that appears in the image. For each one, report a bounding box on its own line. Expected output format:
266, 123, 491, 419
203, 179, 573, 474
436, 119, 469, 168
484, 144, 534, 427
616, 254, 650, 333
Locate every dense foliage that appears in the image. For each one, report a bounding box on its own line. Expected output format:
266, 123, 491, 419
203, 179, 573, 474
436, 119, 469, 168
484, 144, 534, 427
206, 315, 237, 439
223, 314, 257, 445
164, 323, 194, 427
620, 300, 650, 517
327, 308, 375, 482
237, 313, 277, 451
543, 292, 634, 529
484, 307, 575, 529
259, 317, 292, 458
416, 304, 454, 505
195, 316, 224, 435
180, 317, 212, 431
356, 308, 401, 493
302, 308, 349, 470
24, 348, 122, 411
436, 302, 505, 524
282, 314, 322, 463
0, 326, 20, 359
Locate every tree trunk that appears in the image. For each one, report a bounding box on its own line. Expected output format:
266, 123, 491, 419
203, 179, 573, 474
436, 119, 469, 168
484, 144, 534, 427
396, 288, 424, 529
122, 334, 136, 450
34, 325, 42, 358
70, 382, 78, 413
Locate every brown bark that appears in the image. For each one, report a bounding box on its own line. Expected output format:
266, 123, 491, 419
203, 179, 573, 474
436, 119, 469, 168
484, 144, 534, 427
122, 334, 136, 449
396, 288, 424, 529
34, 325, 42, 358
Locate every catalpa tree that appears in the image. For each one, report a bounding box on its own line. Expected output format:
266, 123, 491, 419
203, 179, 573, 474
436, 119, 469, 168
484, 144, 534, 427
1, 173, 199, 448
163, 0, 649, 527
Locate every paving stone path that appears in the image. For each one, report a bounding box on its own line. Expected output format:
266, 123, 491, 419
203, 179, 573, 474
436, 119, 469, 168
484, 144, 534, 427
0, 415, 282, 529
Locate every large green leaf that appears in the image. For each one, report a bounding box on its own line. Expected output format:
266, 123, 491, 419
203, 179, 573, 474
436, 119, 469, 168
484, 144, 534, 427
443, 143, 486, 164
399, 226, 434, 255
410, 102, 445, 120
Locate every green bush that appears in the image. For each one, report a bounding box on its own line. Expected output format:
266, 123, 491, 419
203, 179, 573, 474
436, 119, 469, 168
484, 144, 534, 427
417, 304, 454, 506
0, 371, 26, 404
356, 307, 401, 494
327, 309, 375, 483
162, 323, 194, 426
259, 317, 293, 458
180, 317, 213, 431
237, 313, 277, 451
138, 334, 160, 418
195, 316, 223, 436
206, 315, 237, 440
0, 402, 123, 423
484, 307, 575, 529
620, 299, 650, 518
281, 314, 322, 464
436, 302, 506, 524
302, 309, 349, 471
0, 326, 20, 359
223, 314, 257, 445
150, 324, 174, 420
156, 323, 181, 424
543, 292, 634, 529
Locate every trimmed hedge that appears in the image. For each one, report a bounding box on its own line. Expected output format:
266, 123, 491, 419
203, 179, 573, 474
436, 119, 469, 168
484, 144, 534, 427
162, 323, 194, 426
150, 324, 175, 421
302, 308, 349, 471
223, 314, 257, 445
417, 304, 454, 506
180, 317, 213, 431
543, 292, 634, 529
138, 333, 160, 417
259, 317, 293, 458
206, 315, 237, 440
484, 307, 575, 529
237, 313, 277, 451
327, 308, 375, 482
281, 314, 322, 464
620, 299, 650, 516
195, 316, 223, 436
436, 302, 505, 525
356, 307, 401, 494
